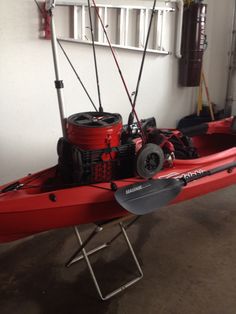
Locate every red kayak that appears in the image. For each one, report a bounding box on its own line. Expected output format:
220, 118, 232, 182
1, 117, 236, 243
1, 4, 236, 244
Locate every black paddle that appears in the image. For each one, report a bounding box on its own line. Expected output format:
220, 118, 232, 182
115, 161, 236, 215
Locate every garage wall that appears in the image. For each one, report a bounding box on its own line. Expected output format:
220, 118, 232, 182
204, 0, 235, 110
0, 0, 234, 184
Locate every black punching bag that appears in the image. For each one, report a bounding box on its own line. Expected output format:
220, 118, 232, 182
179, 2, 207, 87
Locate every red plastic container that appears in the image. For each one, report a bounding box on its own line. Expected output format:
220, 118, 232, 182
66, 112, 123, 150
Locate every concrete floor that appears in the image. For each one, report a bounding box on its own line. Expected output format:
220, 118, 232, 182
0, 185, 236, 314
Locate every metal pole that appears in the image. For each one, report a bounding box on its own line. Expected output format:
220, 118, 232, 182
50, 10, 67, 138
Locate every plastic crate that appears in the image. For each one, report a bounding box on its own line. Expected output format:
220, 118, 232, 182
57, 138, 135, 184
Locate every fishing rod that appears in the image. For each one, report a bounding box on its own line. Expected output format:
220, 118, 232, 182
91, 0, 146, 142
57, 40, 98, 112
34, 0, 44, 14
129, 0, 157, 126
34, 0, 98, 112
87, 0, 103, 112
91, 0, 132, 106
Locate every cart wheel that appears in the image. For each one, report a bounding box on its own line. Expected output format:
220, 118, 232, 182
135, 143, 164, 179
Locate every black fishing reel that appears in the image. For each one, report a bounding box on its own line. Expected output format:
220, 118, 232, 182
122, 115, 157, 141
135, 143, 164, 179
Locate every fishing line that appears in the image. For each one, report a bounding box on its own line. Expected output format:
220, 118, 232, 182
33, 0, 98, 112
87, 0, 103, 112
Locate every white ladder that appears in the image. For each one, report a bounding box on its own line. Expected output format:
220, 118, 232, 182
54, 1, 176, 54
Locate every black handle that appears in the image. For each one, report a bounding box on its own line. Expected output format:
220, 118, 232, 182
182, 161, 236, 185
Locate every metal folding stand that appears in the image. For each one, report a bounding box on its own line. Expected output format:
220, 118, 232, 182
66, 215, 143, 301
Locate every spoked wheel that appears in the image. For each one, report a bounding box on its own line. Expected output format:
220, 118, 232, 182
135, 143, 164, 179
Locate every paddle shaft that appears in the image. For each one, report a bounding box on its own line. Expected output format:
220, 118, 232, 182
115, 161, 236, 215
182, 161, 236, 185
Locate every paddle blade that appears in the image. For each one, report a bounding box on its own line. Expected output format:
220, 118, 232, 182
115, 178, 182, 215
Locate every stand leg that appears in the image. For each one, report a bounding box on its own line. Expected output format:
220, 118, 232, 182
66, 219, 143, 300
107, 216, 140, 246
66, 226, 103, 267
120, 222, 143, 277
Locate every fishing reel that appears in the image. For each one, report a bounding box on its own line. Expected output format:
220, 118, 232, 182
125, 114, 157, 138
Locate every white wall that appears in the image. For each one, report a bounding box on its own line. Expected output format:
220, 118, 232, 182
204, 0, 235, 109
0, 0, 234, 185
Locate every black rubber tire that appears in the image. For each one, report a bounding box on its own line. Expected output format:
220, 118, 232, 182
135, 143, 164, 179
